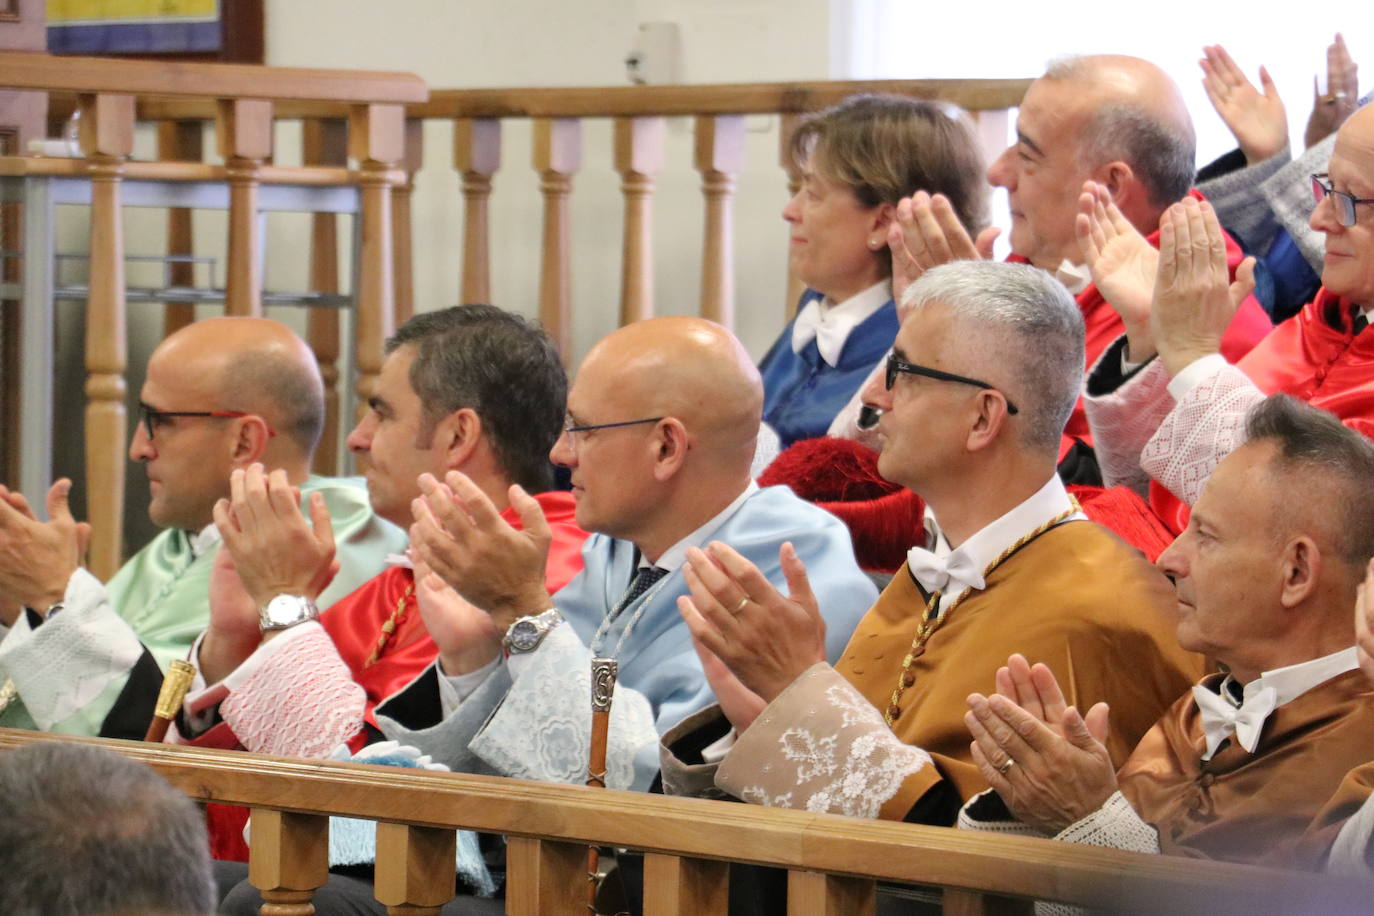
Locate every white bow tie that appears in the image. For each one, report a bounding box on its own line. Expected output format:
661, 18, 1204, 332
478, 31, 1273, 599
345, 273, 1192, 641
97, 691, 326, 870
1191, 683, 1279, 760
906, 546, 986, 598
791, 300, 855, 367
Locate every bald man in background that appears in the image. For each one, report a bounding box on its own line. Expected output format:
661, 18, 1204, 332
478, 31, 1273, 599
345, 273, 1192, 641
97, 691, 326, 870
0, 317, 406, 738
858, 55, 1272, 472
377, 317, 876, 792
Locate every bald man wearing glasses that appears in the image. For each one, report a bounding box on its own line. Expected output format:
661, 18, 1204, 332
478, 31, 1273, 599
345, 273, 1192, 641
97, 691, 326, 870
0, 317, 404, 738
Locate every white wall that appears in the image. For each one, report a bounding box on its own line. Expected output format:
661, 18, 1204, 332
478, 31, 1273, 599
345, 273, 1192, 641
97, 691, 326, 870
261, 0, 835, 364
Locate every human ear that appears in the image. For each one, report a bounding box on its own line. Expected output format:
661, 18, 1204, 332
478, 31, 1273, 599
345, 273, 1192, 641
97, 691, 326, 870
651, 419, 690, 481
1279, 536, 1321, 609
437, 408, 481, 470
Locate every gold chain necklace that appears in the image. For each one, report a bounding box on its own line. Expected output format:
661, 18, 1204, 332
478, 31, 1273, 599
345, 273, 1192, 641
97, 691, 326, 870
364, 583, 415, 668
883, 497, 1081, 726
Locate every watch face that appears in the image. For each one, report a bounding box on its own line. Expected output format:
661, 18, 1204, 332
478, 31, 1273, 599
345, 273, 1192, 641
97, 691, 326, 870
263, 595, 314, 629
508, 620, 541, 652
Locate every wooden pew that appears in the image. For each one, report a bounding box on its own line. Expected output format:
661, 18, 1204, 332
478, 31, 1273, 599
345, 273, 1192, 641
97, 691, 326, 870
0, 51, 427, 579
0, 728, 1365, 916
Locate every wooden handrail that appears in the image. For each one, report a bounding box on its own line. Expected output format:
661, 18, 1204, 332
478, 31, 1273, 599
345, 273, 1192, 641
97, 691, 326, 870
60, 77, 1028, 122
0, 728, 1365, 914
0, 51, 427, 104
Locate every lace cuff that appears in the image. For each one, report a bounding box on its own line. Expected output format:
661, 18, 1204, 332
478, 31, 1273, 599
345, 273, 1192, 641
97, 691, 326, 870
1083, 349, 1173, 495
468, 623, 659, 790
211, 622, 364, 757
0, 568, 142, 729
717, 663, 933, 818
1141, 361, 1263, 506
956, 788, 1052, 838
1327, 788, 1374, 876
1054, 791, 1161, 853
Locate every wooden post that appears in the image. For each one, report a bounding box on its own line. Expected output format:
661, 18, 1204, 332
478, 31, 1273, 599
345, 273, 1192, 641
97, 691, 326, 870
302, 118, 348, 475
942, 888, 1027, 916
778, 112, 806, 320
453, 118, 500, 305
643, 853, 729, 915
787, 871, 876, 916
693, 115, 746, 330
392, 118, 424, 325
348, 103, 404, 412
157, 120, 204, 336
613, 116, 666, 326
532, 117, 581, 361
505, 836, 585, 916
216, 98, 273, 317
78, 92, 134, 580
248, 809, 330, 916
374, 823, 457, 916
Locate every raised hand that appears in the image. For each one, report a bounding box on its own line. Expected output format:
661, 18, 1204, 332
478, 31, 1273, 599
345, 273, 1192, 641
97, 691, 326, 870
676, 540, 826, 705
888, 191, 1000, 306
1200, 45, 1288, 164
212, 464, 338, 608
689, 633, 767, 733
0, 479, 89, 612
965, 685, 1115, 834
1076, 181, 1160, 360
407, 471, 553, 631
1306, 33, 1359, 150
993, 654, 1111, 743
1152, 198, 1256, 378
412, 554, 502, 676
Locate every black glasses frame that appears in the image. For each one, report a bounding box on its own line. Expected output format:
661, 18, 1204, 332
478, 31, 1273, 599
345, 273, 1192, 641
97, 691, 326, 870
1312, 173, 1374, 227
884, 354, 1019, 415
138, 401, 276, 441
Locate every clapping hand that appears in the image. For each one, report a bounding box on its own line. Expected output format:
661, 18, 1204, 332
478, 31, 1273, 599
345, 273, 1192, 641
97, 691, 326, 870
1306, 33, 1359, 150
888, 191, 1000, 306
965, 655, 1115, 834
676, 541, 825, 717
1200, 45, 1288, 164
1356, 561, 1374, 687
1076, 181, 1160, 361
0, 480, 90, 613
1151, 198, 1256, 378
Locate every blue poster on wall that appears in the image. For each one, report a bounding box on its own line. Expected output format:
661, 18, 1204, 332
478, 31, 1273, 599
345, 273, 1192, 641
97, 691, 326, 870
47, 0, 222, 55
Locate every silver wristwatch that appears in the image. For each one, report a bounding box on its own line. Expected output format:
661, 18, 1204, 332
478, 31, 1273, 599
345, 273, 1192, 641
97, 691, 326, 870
503, 608, 563, 654
258, 594, 320, 631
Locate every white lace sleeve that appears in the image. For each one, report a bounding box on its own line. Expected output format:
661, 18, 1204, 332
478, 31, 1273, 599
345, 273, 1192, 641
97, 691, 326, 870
716, 663, 932, 818
1140, 359, 1263, 507
0, 568, 143, 729
468, 623, 659, 791
1083, 356, 1173, 496
1054, 791, 1161, 853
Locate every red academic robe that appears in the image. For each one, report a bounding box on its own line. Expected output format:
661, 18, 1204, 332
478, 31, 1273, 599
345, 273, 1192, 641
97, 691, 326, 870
1150, 287, 1374, 532
199, 489, 588, 860
1010, 190, 1272, 457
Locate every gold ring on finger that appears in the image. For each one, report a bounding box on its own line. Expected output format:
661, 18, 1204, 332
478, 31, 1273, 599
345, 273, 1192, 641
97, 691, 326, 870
996, 758, 1015, 776
732, 596, 749, 615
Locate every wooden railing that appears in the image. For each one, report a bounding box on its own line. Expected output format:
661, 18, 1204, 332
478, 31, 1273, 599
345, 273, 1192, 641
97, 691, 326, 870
0, 51, 427, 579
0, 728, 1365, 916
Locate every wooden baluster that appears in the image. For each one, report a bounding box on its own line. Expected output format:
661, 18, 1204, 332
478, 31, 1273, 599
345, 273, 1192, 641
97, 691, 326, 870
643, 853, 729, 915
392, 118, 423, 325
505, 836, 584, 916
693, 115, 747, 330
613, 116, 666, 326
786, 871, 875, 916
374, 823, 456, 916
247, 809, 329, 916
302, 118, 348, 475
453, 118, 500, 304
348, 103, 404, 412
157, 120, 204, 336
217, 98, 273, 316
78, 92, 133, 580
778, 112, 806, 320
532, 117, 581, 361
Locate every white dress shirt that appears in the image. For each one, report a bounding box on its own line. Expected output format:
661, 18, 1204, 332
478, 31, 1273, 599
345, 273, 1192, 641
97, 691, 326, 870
790, 281, 891, 367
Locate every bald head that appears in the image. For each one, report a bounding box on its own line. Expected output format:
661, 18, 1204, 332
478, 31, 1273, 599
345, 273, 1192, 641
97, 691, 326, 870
1043, 55, 1196, 210
150, 317, 324, 456
578, 317, 762, 467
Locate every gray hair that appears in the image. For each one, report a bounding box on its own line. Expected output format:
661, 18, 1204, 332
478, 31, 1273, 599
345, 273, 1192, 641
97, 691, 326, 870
1045, 56, 1196, 209
221, 347, 326, 455
901, 261, 1085, 454
0, 742, 215, 916
1245, 394, 1374, 572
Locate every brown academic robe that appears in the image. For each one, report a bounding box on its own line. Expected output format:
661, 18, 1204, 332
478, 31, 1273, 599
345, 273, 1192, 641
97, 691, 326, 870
1119, 668, 1374, 870
699, 519, 1203, 823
